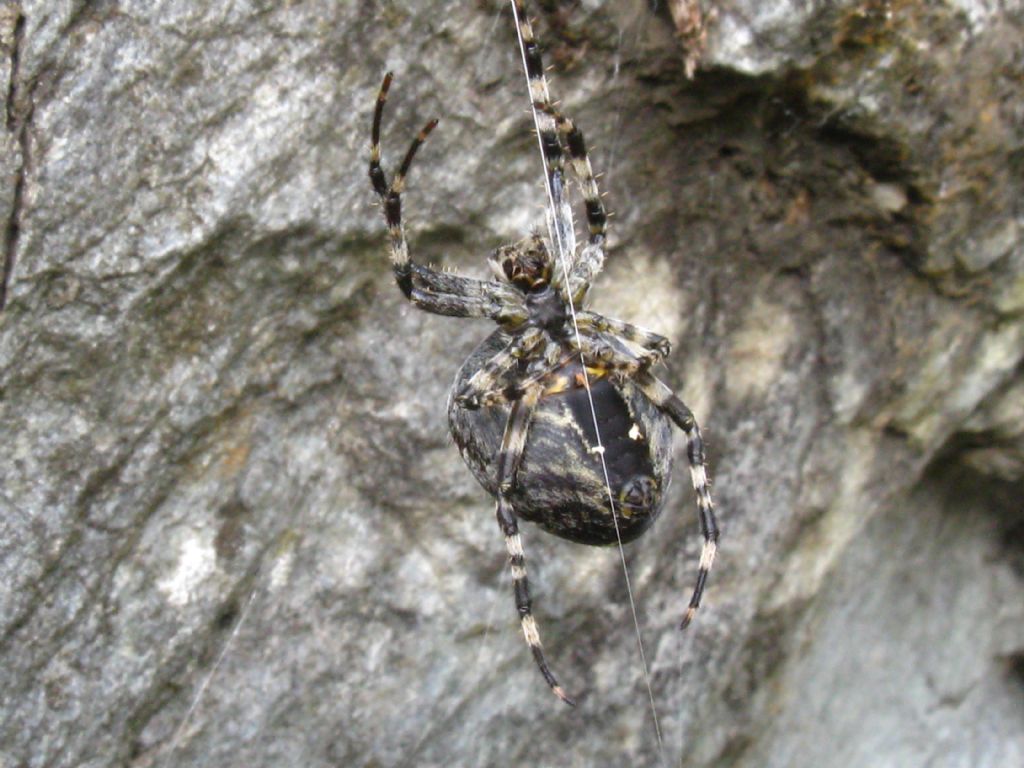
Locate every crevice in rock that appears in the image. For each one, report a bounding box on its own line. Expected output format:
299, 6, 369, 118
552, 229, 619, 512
2, 8, 27, 311
3, 9, 22, 130
63, 0, 105, 37
1005, 651, 1024, 693
998, 516, 1024, 579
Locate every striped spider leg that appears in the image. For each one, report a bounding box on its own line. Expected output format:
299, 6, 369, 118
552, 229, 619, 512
512, 0, 607, 300
634, 372, 719, 628
494, 385, 575, 705
370, 73, 527, 325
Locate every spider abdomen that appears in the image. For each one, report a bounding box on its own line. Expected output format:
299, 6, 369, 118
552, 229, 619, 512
448, 331, 675, 546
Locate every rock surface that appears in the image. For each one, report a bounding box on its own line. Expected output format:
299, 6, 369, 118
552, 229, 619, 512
1, 1, 1021, 766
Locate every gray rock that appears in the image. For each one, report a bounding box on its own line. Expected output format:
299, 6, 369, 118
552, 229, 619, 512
0, 1, 1021, 766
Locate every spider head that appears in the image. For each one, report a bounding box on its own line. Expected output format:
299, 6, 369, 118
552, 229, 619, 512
490, 234, 553, 292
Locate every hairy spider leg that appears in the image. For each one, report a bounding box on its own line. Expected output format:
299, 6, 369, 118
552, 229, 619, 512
576, 311, 671, 361
461, 344, 576, 410
513, 0, 608, 300
370, 72, 434, 283
512, 0, 576, 286
531, 102, 610, 304
454, 328, 545, 408
409, 263, 528, 322
571, 330, 667, 377
370, 74, 527, 323
541, 105, 608, 245
635, 372, 719, 629
495, 386, 575, 706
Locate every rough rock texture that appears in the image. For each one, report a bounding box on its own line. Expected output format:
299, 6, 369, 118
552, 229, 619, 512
1, 1, 1022, 766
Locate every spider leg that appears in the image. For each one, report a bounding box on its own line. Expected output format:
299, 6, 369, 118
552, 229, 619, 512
409, 264, 527, 323
572, 333, 664, 377
495, 385, 575, 706
461, 341, 575, 410
634, 372, 719, 629
453, 329, 545, 409
539, 105, 608, 246
530, 102, 608, 304
369, 74, 526, 324
512, 1, 576, 286
576, 311, 671, 360
370, 72, 436, 281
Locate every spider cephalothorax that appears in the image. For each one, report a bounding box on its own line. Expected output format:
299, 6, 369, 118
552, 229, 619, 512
368, 0, 719, 707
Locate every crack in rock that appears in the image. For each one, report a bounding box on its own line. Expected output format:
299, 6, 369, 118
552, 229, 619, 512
1, 8, 26, 311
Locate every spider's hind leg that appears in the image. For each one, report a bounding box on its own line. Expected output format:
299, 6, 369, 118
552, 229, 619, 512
455, 333, 572, 410
496, 386, 575, 706
577, 311, 672, 361
454, 329, 545, 409
635, 372, 719, 629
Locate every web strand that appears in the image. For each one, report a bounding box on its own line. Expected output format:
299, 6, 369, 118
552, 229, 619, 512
509, 3, 665, 760
167, 583, 259, 753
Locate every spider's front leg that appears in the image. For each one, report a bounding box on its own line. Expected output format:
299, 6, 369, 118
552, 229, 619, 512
513, 2, 608, 302
634, 371, 719, 628
529, 98, 608, 304
369, 74, 525, 323
543, 105, 609, 305
495, 386, 575, 706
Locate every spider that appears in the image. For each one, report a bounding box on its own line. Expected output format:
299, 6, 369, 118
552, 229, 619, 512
368, 0, 718, 706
